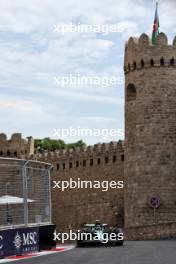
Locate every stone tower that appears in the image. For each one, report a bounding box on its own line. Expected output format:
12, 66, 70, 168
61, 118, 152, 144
0, 133, 34, 157
124, 33, 176, 237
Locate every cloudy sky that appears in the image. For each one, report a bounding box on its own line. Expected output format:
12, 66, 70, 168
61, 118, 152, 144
0, 0, 175, 144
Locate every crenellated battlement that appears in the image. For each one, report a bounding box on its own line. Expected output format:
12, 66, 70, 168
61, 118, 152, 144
0, 133, 124, 169
124, 33, 176, 74
34, 140, 124, 171
0, 133, 34, 157
35, 140, 124, 160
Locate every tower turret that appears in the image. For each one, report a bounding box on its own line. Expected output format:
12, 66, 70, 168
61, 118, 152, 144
124, 33, 176, 236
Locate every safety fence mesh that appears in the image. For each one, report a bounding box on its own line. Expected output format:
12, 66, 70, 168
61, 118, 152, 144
0, 158, 52, 229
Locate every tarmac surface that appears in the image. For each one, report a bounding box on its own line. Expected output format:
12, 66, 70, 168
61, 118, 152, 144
11, 241, 176, 264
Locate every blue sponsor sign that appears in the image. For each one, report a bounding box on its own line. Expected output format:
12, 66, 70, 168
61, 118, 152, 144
0, 226, 39, 258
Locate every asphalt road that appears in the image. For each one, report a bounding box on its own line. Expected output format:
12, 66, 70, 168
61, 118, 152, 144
12, 241, 176, 264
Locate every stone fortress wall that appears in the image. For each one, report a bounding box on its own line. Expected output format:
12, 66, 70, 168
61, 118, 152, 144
124, 32, 176, 237
36, 141, 125, 232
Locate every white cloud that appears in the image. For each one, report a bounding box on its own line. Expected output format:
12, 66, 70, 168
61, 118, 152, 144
0, 95, 64, 125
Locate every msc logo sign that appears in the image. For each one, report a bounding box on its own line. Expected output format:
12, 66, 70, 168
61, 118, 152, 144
13, 231, 38, 251
13, 232, 22, 250
23, 232, 38, 246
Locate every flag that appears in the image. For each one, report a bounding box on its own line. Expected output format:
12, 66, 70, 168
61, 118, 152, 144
152, 2, 159, 44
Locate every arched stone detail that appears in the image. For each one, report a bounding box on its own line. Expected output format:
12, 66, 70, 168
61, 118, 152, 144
139, 33, 150, 47
126, 83, 136, 101
133, 61, 137, 70
160, 57, 165, 66
150, 59, 154, 67
128, 37, 138, 49
0, 133, 7, 141
11, 133, 22, 141
141, 59, 145, 68
170, 58, 175, 66
156, 32, 168, 46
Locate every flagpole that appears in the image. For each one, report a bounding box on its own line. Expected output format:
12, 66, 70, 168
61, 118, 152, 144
152, 1, 160, 44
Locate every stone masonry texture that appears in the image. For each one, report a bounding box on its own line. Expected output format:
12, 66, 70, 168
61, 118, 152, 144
37, 141, 125, 232
124, 33, 176, 232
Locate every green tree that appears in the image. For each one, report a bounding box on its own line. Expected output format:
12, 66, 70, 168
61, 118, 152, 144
34, 138, 86, 152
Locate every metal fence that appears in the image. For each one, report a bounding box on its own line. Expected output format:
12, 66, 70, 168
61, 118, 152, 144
0, 158, 53, 229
